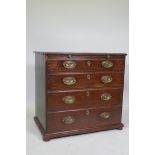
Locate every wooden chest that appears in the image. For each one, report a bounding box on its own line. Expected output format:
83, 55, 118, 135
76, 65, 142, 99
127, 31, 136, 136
34, 52, 126, 141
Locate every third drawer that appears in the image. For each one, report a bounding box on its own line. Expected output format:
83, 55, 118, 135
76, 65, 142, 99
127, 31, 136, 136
47, 88, 123, 111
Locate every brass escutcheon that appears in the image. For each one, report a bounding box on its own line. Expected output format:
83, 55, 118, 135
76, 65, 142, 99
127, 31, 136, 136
62, 116, 75, 124
62, 96, 75, 104
86, 110, 90, 115
86, 91, 90, 96
87, 74, 91, 80
101, 93, 112, 101
101, 75, 112, 83
100, 112, 111, 119
67, 54, 72, 58
101, 60, 113, 68
63, 60, 76, 69
63, 77, 76, 85
87, 61, 91, 66
106, 55, 111, 59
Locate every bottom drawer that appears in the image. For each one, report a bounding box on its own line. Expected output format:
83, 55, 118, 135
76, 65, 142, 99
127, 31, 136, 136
47, 106, 122, 133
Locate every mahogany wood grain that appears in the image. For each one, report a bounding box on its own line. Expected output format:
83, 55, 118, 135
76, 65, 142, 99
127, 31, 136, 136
35, 53, 46, 130
34, 116, 123, 141
47, 72, 124, 90
47, 59, 125, 73
47, 106, 122, 133
47, 88, 123, 111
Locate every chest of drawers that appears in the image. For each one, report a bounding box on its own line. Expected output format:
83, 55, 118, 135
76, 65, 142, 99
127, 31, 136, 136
34, 52, 126, 141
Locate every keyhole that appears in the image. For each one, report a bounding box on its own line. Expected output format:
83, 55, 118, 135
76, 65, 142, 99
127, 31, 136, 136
86, 91, 90, 96
86, 110, 90, 115
87, 61, 91, 66
68, 54, 72, 58
87, 74, 91, 80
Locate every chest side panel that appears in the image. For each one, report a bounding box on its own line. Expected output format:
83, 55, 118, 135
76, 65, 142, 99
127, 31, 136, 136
35, 53, 46, 130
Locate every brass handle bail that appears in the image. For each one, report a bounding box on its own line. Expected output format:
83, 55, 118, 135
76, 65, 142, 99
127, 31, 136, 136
63, 60, 76, 69
101, 93, 112, 101
62, 96, 75, 104
63, 77, 76, 85
62, 116, 75, 124
100, 112, 111, 119
101, 60, 113, 68
101, 76, 112, 83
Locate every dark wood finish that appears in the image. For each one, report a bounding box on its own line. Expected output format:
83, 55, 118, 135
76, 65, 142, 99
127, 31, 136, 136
47, 106, 122, 133
34, 52, 126, 141
47, 88, 123, 111
47, 72, 124, 90
35, 53, 46, 130
34, 116, 123, 141
47, 59, 125, 73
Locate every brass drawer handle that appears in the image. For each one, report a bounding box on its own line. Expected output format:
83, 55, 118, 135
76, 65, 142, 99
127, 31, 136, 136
100, 112, 111, 119
62, 96, 75, 104
101, 93, 112, 101
101, 76, 112, 83
62, 116, 75, 124
63, 77, 76, 85
63, 60, 76, 69
101, 60, 113, 68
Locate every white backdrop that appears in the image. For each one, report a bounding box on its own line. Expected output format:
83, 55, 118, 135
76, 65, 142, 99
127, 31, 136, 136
27, 0, 128, 106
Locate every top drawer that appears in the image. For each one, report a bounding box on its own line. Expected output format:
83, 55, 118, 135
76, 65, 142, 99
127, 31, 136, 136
47, 59, 125, 73
46, 54, 126, 73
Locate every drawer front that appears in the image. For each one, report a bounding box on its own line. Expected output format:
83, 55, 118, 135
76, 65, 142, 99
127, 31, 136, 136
47, 106, 122, 133
47, 59, 125, 73
47, 110, 88, 133
47, 73, 124, 90
47, 88, 123, 111
87, 106, 122, 128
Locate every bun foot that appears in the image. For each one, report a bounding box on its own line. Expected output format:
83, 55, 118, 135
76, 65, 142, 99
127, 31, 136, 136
43, 136, 50, 142
116, 123, 124, 130
117, 126, 123, 130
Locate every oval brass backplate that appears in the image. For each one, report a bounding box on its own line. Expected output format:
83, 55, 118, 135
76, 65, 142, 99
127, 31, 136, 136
62, 96, 75, 104
100, 112, 111, 119
101, 76, 112, 83
101, 93, 112, 101
63, 60, 76, 69
62, 116, 75, 124
63, 77, 76, 85
101, 60, 113, 68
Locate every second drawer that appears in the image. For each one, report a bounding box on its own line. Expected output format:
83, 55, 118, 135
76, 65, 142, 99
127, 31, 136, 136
47, 88, 123, 111
47, 72, 124, 90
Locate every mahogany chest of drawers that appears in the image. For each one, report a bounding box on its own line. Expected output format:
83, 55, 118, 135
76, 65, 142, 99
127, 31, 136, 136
34, 52, 126, 141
